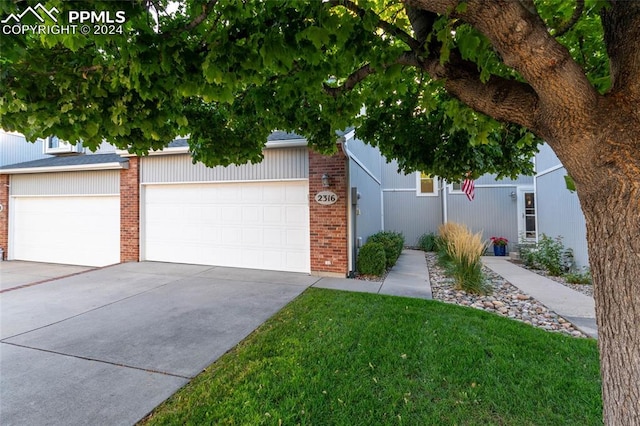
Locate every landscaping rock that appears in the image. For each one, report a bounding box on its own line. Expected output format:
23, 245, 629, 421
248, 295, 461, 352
426, 253, 589, 338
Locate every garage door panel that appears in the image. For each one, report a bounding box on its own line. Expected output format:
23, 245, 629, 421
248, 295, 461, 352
12, 196, 120, 267
144, 181, 310, 273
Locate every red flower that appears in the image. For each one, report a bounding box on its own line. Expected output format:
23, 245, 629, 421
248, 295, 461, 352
490, 237, 508, 246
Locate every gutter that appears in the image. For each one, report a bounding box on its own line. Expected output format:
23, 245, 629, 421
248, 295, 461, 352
0, 162, 129, 174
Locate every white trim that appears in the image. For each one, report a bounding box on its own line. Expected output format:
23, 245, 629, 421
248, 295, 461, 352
117, 139, 309, 157
43, 136, 83, 154
0, 162, 128, 174
10, 193, 119, 198
265, 139, 308, 148
535, 164, 564, 178
341, 129, 356, 141
517, 186, 537, 242
448, 182, 463, 194
416, 172, 439, 197
140, 178, 308, 186
342, 138, 381, 184
116, 146, 189, 157
382, 188, 415, 192
385, 182, 520, 193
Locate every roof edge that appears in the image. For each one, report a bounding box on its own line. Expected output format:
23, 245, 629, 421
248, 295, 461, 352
0, 162, 129, 175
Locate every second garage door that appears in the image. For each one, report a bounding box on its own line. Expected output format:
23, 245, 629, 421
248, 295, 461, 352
143, 181, 310, 273
11, 196, 120, 267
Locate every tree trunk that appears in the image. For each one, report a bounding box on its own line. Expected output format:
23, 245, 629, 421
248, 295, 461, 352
565, 105, 640, 424
582, 188, 640, 425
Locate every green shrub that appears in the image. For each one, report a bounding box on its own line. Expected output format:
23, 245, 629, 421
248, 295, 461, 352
357, 242, 387, 276
519, 234, 573, 276
367, 231, 405, 268
564, 269, 592, 284
418, 232, 437, 251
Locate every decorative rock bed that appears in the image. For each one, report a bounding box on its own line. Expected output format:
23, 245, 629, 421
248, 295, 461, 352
426, 253, 589, 338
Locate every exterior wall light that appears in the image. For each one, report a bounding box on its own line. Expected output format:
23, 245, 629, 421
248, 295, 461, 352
322, 173, 331, 188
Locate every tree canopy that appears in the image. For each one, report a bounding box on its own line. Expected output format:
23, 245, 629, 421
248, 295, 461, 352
3, 2, 640, 422
1, 0, 607, 179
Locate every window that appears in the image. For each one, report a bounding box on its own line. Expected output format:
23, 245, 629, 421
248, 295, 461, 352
450, 182, 463, 193
44, 136, 81, 154
416, 172, 438, 196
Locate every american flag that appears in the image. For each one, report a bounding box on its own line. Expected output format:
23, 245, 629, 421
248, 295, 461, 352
462, 178, 475, 201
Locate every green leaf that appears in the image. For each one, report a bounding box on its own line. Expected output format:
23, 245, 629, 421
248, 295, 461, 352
564, 174, 576, 193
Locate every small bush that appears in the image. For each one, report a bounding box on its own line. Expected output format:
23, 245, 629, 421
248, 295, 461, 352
418, 232, 437, 251
564, 269, 592, 285
357, 242, 387, 276
438, 222, 490, 295
520, 234, 573, 276
367, 231, 405, 268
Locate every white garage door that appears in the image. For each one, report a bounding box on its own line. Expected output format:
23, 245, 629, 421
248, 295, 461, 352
11, 196, 120, 267
143, 181, 310, 273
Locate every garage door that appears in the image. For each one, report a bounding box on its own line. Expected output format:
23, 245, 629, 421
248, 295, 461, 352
143, 181, 310, 273
11, 196, 120, 267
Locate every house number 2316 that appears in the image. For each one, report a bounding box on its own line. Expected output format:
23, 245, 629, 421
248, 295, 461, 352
315, 191, 338, 205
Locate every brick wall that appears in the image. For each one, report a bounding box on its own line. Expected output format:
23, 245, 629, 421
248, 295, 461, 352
0, 174, 8, 260
120, 157, 140, 262
308, 147, 349, 276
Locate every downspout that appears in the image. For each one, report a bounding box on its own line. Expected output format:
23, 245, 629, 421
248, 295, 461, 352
341, 138, 356, 277
442, 179, 448, 224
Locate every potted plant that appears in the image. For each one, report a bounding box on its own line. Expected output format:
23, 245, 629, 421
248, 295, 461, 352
490, 237, 508, 256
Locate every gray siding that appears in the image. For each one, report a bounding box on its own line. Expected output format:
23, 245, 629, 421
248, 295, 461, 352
382, 159, 416, 189
345, 138, 382, 180
475, 174, 533, 186
141, 147, 308, 183
92, 141, 117, 154
447, 187, 519, 249
536, 143, 561, 172
10, 171, 120, 196
536, 169, 589, 268
0, 132, 48, 166
383, 191, 442, 246
350, 160, 383, 243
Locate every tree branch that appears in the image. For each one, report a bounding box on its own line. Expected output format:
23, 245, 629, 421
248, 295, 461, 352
326, 0, 422, 51
323, 48, 539, 131
420, 52, 539, 130
403, 0, 599, 129
553, 0, 584, 37
184, 0, 218, 32
601, 1, 640, 101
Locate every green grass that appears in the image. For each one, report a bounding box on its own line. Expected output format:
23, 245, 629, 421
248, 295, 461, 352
141, 289, 601, 426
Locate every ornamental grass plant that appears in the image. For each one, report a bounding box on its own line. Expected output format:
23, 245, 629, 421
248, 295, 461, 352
438, 222, 490, 295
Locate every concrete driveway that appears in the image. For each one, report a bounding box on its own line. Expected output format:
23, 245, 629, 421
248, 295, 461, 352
0, 261, 319, 425
0, 261, 94, 291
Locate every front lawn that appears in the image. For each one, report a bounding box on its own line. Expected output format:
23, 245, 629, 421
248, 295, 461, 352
141, 288, 601, 425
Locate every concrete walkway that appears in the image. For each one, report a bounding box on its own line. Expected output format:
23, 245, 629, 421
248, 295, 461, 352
483, 256, 598, 338
313, 249, 432, 299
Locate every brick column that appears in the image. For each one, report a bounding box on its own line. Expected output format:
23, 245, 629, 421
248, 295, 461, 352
308, 146, 349, 277
0, 174, 9, 260
120, 157, 140, 262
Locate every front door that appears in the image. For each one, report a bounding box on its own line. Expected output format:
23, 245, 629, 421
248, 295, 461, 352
517, 188, 537, 241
